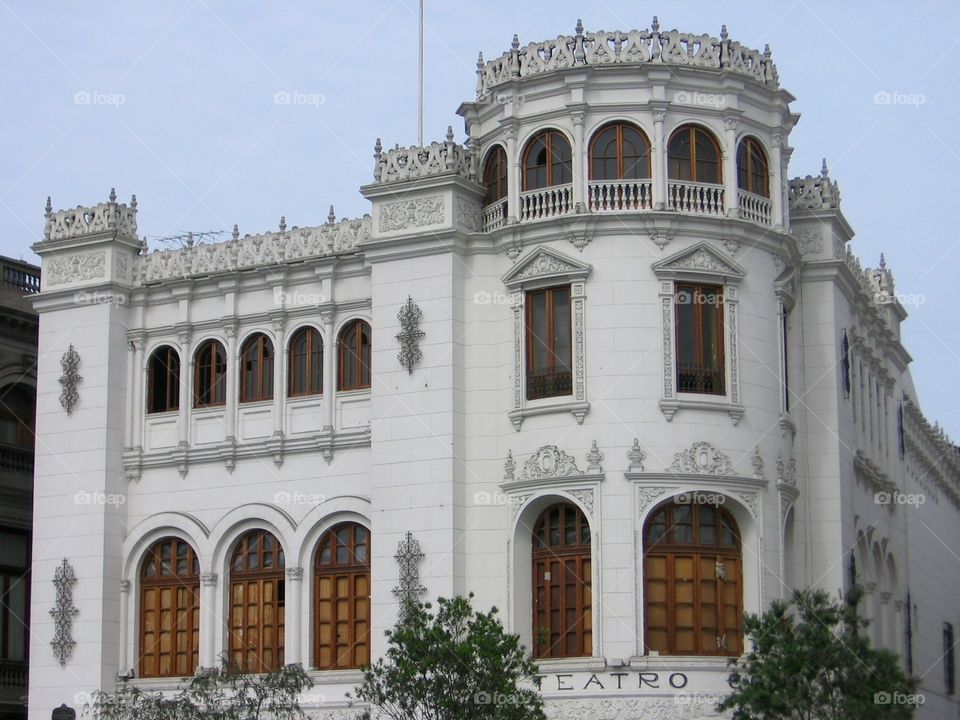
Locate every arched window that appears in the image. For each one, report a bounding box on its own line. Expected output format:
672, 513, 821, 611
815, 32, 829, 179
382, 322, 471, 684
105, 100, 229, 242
314, 523, 371, 670
532, 502, 591, 658
229, 530, 285, 673
668, 125, 722, 184
644, 501, 742, 656
522, 130, 572, 190
288, 327, 323, 397
589, 123, 651, 180
240, 333, 274, 403
147, 345, 180, 414
193, 340, 226, 408
482, 146, 508, 207
736, 137, 769, 197
0, 384, 34, 448
139, 537, 200, 678
337, 320, 371, 391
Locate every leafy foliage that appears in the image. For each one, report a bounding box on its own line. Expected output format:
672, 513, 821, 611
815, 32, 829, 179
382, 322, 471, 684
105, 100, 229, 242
86, 662, 313, 720
719, 587, 919, 720
351, 594, 545, 720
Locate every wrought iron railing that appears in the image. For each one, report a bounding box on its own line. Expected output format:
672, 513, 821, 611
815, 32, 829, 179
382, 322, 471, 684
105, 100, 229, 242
677, 363, 725, 395
526, 369, 573, 400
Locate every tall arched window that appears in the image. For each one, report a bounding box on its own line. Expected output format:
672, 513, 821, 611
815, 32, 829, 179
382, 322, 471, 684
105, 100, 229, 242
139, 537, 200, 678
240, 333, 274, 403
736, 137, 769, 197
229, 530, 285, 673
644, 501, 742, 656
288, 326, 323, 397
522, 130, 572, 190
668, 125, 722, 184
337, 320, 371, 391
193, 340, 226, 408
147, 345, 180, 414
314, 523, 371, 670
532, 502, 591, 658
589, 123, 651, 180
482, 146, 508, 207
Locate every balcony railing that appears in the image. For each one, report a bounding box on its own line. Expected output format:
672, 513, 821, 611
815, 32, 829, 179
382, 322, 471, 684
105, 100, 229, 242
526, 368, 573, 401
519, 184, 573, 221
668, 181, 725, 216
0, 444, 33, 473
737, 190, 772, 226
677, 363, 725, 395
0, 660, 27, 690
482, 199, 507, 232
588, 180, 653, 212
1, 260, 40, 294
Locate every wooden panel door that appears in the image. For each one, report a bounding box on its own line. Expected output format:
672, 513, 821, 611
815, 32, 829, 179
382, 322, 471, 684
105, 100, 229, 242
230, 577, 285, 673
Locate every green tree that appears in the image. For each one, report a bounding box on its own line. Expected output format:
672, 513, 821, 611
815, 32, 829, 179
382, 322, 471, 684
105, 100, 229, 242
86, 662, 313, 720
719, 587, 919, 720
351, 594, 546, 720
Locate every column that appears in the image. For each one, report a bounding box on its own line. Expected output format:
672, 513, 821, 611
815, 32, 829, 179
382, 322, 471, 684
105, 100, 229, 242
285, 567, 304, 666
571, 112, 586, 213
118, 580, 131, 673
323, 313, 336, 432
177, 330, 191, 447
224, 325, 237, 442
506, 127, 519, 223
272, 317, 285, 437
125, 341, 136, 449
200, 572, 218, 668
770, 133, 785, 228
652, 109, 668, 210
722, 116, 739, 218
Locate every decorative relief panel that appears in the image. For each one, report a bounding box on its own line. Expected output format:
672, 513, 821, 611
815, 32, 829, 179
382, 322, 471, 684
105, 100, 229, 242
519, 445, 584, 481
735, 491, 760, 518
637, 486, 671, 514
668, 441, 734, 476
455, 196, 482, 232
543, 697, 723, 719
379, 195, 444, 232
45, 250, 107, 288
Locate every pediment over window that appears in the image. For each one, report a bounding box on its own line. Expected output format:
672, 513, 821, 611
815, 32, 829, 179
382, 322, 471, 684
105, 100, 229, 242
502, 246, 591, 289
651, 242, 746, 284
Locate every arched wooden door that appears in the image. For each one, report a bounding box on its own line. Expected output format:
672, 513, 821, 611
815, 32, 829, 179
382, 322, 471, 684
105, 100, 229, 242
314, 522, 371, 669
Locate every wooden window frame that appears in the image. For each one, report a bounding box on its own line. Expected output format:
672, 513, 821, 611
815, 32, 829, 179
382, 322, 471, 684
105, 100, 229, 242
239, 333, 274, 404
525, 286, 572, 401
531, 502, 592, 659
675, 283, 725, 396
337, 320, 371, 392
193, 340, 226, 408
736, 136, 769, 197
314, 522, 371, 670
482, 145, 509, 207
146, 345, 180, 414
522, 130, 572, 191
288, 326, 323, 397
0, 530, 30, 663
643, 502, 742, 656
589, 122, 651, 180
229, 530, 285, 674
138, 537, 200, 678
668, 125, 722, 184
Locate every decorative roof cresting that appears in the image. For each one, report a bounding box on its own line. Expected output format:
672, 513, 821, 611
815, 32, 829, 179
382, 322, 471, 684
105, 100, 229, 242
789, 158, 841, 211
475, 17, 779, 98
372, 126, 475, 184
43, 188, 138, 242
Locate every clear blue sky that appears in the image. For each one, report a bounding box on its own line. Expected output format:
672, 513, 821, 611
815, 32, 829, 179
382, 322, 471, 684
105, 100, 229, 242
1, 1, 957, 439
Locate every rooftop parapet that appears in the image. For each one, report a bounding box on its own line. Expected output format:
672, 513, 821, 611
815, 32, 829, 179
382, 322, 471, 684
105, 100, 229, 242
475, 17, 779, 98
789, 159, 841, 211
43, 188, 138, 242
372, 127, 475, 184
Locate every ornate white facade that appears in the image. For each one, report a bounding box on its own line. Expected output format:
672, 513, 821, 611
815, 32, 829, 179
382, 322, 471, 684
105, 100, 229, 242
25, 17, 960, 720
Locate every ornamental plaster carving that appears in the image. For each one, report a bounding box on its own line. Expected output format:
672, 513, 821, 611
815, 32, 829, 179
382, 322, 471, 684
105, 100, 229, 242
504, 450, 516, 481
373, 133, 473, 184
653, 243, 743, 277
668, 441, 734, 476
567, 230, 592, 252
789, 163, 841, 210
736, 491, 760, 518
114, 251, 131, 283
509, 493, 532, 520
568, 488, 595, 515
776, 452, 797, 485
44, 192, 138, 241
520, 445, 584, 480
723, 237, 741, 255
637, 486, 671, 514
649, 230, 674, 251
45, 250, 107, 288
794, 227, 824, 256
379, 196, 444, 232
543, 697, 723, 719
586, 441, 604, 472
660, 296, 674, 400
627, 439, 647, 472
751, 446, 764, 479
515, 251, 580, 281
455, 196, 482, 232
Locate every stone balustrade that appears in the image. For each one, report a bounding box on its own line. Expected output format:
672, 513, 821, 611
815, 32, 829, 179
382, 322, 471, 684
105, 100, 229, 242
519, 184, 574, 221
373, 127, 475, 184
668, 180, 724, 216
588, 179, 653, 212
476, 18, 778, 98
43, 188, 138, 241
737, 190, 772, 225
789, 159, 841, 210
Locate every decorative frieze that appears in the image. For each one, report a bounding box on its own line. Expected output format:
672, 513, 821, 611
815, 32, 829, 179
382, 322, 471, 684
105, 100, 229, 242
58, 345, 82, 415
45, 250, 107, 288
49, 559, 79, 666
378, 196, 444, 231
668, 441, 734, 476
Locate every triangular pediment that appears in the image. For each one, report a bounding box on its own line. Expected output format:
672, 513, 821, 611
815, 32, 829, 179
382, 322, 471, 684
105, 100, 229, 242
651, 241, 746, 281
502, 246, 592, 287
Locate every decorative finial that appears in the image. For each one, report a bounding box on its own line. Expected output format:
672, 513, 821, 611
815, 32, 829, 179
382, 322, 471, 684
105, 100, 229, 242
45, 196, 52, 217
511, 33, 519, 50
279, 215, 287, 232
720, 24, 728, 40
586, 440, 604, 473
763, 43, 772, 58
575, 18, 583, 36
328, 205, 336, 224
140, 236, 148, 255
186, 232, 194, 248
627, 438, 646, 472
232, 223, 239, 241
374, 137, 382, 159
651, 16, 659, 33
821, 158, 829, 176
130, 194, 137, 210
446, 125, 454, 142
477, 51, 484, 68
109, 187, 117, 203
879, 253, 886, 270
504, 450, 516, 481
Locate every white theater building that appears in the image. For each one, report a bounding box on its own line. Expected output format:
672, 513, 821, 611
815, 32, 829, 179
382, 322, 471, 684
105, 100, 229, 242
25, 17, 960, 720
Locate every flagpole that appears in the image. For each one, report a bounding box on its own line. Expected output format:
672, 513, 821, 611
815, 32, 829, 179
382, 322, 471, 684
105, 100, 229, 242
418, 0, 424, 146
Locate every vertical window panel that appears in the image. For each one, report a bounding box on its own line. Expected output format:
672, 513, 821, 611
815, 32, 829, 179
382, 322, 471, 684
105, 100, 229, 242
229, 530, 285, 674
314, 522, 371, 670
